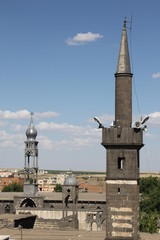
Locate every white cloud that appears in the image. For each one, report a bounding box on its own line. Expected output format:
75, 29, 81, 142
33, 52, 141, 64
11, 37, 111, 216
82, 128, 101, 137
149, 112, 160, 125
38, 135, 54, 150
0, 109, 59, 120
35, 111, 59, 119
150, 112, 160, 118
72, 136, 100, 147
10, 124, 26, 132
152, 72, 160, 79
37, 121, 84, 133
37, 121, 101, 136
38, 134, 99, 151
0, 130, 24, 149
0, 121, 8, 127
66, 32, 103, 46
36, 121, 102, 150
45, 136, 100, 151
0, 109, 106, 151
144, 132, 159, 139
0, 110, 30, 119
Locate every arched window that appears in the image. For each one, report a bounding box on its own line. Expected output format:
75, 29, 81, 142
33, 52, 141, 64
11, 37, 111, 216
20, 198, 36, 208
91, 222, 97, 231
5, 204, 10, 213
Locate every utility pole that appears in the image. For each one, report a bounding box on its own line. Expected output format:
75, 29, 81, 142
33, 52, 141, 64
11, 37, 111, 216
18, 225, 23, 240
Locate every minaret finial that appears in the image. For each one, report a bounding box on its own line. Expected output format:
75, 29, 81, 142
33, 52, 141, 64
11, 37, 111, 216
30, 112, 34, 126
123, 16, 127, 29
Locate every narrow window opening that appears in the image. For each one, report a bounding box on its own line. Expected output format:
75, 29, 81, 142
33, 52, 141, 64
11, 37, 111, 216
137, 152, 140, 168
118, 157, 125, 170
118, 188, 120, 194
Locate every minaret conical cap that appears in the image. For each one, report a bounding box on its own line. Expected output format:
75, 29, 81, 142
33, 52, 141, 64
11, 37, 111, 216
116, 17, 131, 74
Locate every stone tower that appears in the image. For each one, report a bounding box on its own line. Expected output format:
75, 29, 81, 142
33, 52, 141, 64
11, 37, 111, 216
62, 173, 78, 220
102, 18, 144, 240
24, 112, 39, 195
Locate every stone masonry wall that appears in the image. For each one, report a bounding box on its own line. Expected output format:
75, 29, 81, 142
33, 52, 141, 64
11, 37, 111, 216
34, 217, 78, 230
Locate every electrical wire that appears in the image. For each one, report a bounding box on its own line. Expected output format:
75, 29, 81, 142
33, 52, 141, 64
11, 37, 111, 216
129, 14, 141, 117
129, 15, 152, 175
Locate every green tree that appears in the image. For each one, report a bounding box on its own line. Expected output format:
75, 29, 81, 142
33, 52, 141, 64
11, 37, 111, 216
55, 184, 62, 192
140, 177, 160, 213
140, 210, 158, 233
2, 182, 23, 192
139, 177, 160, 233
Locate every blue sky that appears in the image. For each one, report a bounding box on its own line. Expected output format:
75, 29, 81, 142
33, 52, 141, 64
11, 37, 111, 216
0, 0, 160, 172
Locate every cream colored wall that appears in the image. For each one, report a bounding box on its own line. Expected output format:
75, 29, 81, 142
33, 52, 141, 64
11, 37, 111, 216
16, 209, 96, 230
16, 209, 63, 219
78, 211, 88, 230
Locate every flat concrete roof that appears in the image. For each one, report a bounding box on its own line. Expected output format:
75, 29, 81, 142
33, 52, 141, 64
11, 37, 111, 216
0, 229, 159, 240
0, 192, 106, 202
0, 214, 36, 221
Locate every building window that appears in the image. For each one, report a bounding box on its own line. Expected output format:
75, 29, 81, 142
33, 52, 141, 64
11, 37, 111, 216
5, 204, 10, 213
118, 157, 125, 170
118, 188, 120, 194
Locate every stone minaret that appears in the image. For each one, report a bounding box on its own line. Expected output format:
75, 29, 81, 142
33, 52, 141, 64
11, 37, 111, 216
102, 18, 144, 240
24, 112, 38, 195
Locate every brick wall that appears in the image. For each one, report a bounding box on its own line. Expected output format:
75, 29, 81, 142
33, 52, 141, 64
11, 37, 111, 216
0, 177, 24, 191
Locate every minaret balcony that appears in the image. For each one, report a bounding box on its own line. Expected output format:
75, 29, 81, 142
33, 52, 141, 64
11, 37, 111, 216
102, 127, 144, 149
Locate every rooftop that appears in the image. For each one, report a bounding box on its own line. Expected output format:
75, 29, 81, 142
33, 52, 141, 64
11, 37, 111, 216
0, 229, 159, 240
0, 192, 106, 202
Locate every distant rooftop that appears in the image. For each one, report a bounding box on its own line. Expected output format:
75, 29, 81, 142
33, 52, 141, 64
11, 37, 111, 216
0, 192, 106, 202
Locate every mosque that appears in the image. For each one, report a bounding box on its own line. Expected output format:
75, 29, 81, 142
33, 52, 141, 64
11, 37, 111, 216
0, 18, 144, 240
